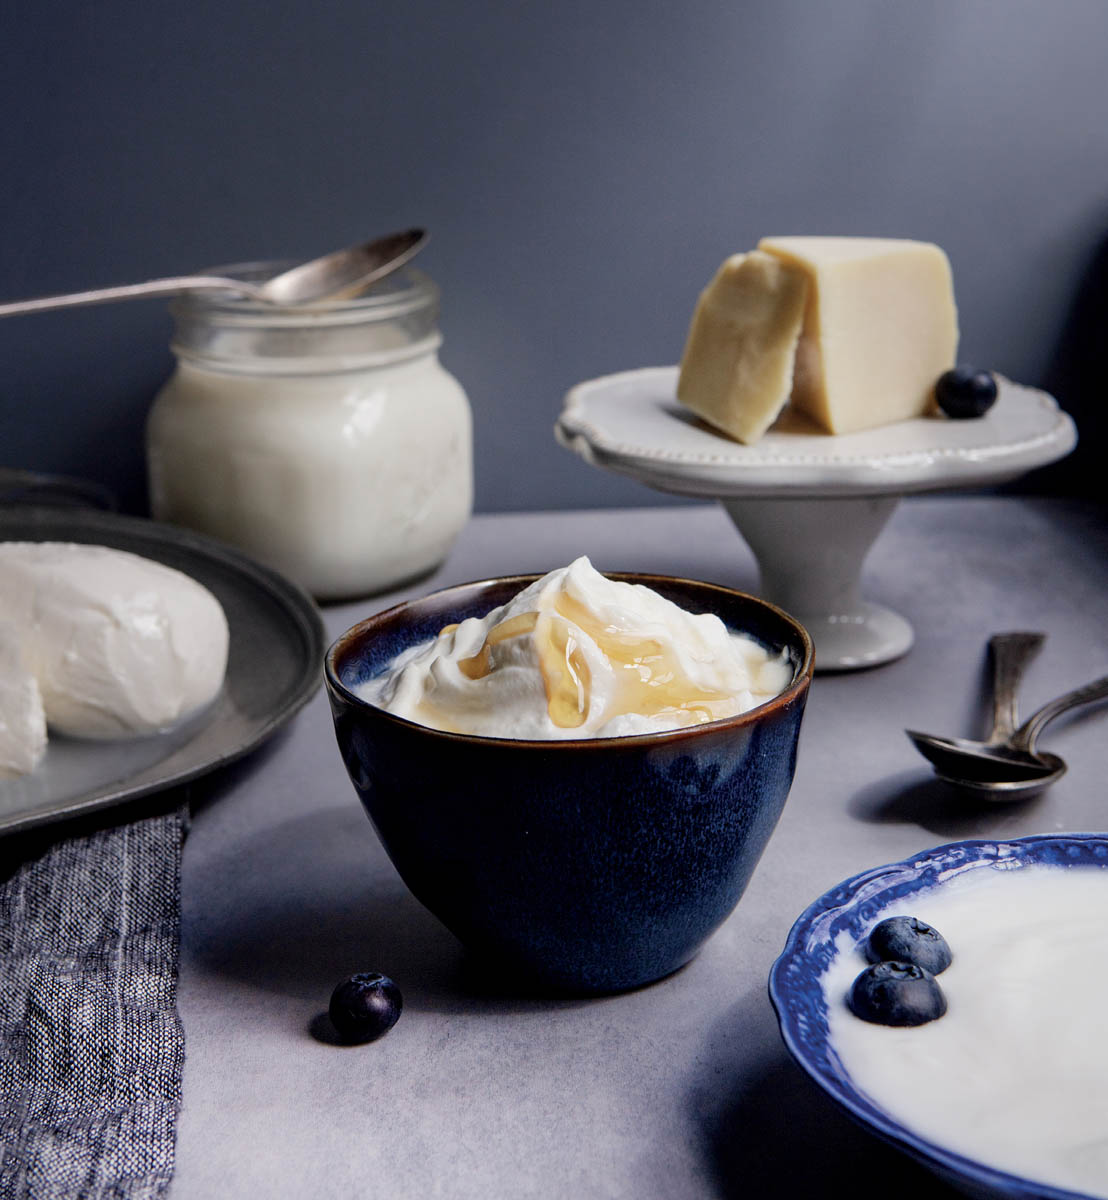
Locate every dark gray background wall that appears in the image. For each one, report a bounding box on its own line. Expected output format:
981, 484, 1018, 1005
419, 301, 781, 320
2, 0, 1106, 513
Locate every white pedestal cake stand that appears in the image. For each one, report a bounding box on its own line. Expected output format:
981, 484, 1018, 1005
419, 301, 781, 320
556, 366, 1076, 672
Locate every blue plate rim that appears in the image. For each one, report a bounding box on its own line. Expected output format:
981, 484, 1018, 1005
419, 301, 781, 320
768, 833, 1108, 1200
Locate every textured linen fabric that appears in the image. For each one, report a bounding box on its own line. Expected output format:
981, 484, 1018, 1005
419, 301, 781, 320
0, 807, 188, 1200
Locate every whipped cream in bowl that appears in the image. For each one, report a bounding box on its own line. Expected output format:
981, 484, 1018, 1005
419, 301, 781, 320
326, 561, 813, 992
359, 557, 793, 740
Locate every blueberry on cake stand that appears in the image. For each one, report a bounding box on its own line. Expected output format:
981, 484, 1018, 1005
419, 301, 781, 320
556, 366, 1075, 671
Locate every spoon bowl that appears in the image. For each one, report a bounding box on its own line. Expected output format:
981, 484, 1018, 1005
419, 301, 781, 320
908, 673, 1108, 800
906, 731, 1059, 778
252, 228, 428, 306
934, 751, 1067, 799
0, 228, 428, 317
907, 729, 1065, 796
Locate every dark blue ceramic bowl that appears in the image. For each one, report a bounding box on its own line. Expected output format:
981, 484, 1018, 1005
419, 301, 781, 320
770, 835, 1108, 1200
326, 572, 813, 993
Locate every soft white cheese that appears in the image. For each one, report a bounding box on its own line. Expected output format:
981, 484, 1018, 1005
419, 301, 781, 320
0, 620, 47, 777
360, 556, 791, 739
0, 542, 229, 740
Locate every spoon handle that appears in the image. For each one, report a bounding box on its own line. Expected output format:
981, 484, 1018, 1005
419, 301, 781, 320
987, 632, 1045, 742
0, 275, 257, 318
1013, 674, 1108, 753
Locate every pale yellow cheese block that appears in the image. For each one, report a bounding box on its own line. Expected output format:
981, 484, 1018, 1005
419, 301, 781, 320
676, 250, 809, 445
758, 236, 959, 435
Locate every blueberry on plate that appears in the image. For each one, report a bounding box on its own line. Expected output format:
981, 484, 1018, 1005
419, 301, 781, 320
865, 915, 952, 975
329, 972, 403, 1043
849, 961, 947, 1026
935, 366, 998, 419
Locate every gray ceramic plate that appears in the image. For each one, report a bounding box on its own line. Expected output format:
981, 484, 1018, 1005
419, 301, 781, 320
0, 507, 325, 835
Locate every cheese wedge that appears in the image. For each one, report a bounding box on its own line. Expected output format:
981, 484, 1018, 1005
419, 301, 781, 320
676, 250, 809, 444
758, 236, 959, 435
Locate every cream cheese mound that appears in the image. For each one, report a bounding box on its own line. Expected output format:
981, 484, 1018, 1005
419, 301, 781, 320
0, 620, 47, 778
360, 556, 791, 739
0, 541, 230, 748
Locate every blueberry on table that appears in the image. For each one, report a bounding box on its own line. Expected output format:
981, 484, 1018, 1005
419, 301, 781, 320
865, 915, 952, 975
849, 961, 947, 1026
935, 366, 998, 419
328, 972, 403, 1043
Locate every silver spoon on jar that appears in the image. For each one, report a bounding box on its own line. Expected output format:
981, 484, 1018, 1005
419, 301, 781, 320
0, 228, 428, 317
908, 657, 1108, 800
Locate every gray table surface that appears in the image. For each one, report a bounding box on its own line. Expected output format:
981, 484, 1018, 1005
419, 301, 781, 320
171, 496, 1108, 1199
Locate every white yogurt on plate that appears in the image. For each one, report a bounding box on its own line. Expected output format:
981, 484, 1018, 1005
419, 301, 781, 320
360, 556, 792, 739
825, 863, 1108, 1198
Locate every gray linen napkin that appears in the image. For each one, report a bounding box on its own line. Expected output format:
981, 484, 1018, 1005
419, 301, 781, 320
0, 806, 188, 1200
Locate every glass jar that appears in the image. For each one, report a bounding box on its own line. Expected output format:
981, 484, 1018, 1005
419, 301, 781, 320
146, 265, 472, 600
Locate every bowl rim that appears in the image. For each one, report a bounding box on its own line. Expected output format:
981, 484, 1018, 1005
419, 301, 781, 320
768, 833, 1108, 1200
324, 570, 814, 749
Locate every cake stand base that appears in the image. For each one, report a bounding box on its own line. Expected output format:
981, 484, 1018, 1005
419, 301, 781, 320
722, 495, 913, 671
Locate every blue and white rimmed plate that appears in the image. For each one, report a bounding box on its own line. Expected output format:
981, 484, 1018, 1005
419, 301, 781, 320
769, 835, 1108, 1200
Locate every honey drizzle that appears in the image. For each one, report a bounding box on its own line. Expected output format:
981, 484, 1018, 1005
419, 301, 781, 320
456, 612, 539, 680
534, 612, 590, 728
552, 591, 735, 727
441, 587, 737, 730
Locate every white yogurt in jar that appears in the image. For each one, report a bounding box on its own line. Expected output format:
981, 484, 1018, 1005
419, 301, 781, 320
147, 268, 472, 601
825, 863, 1108, 1197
